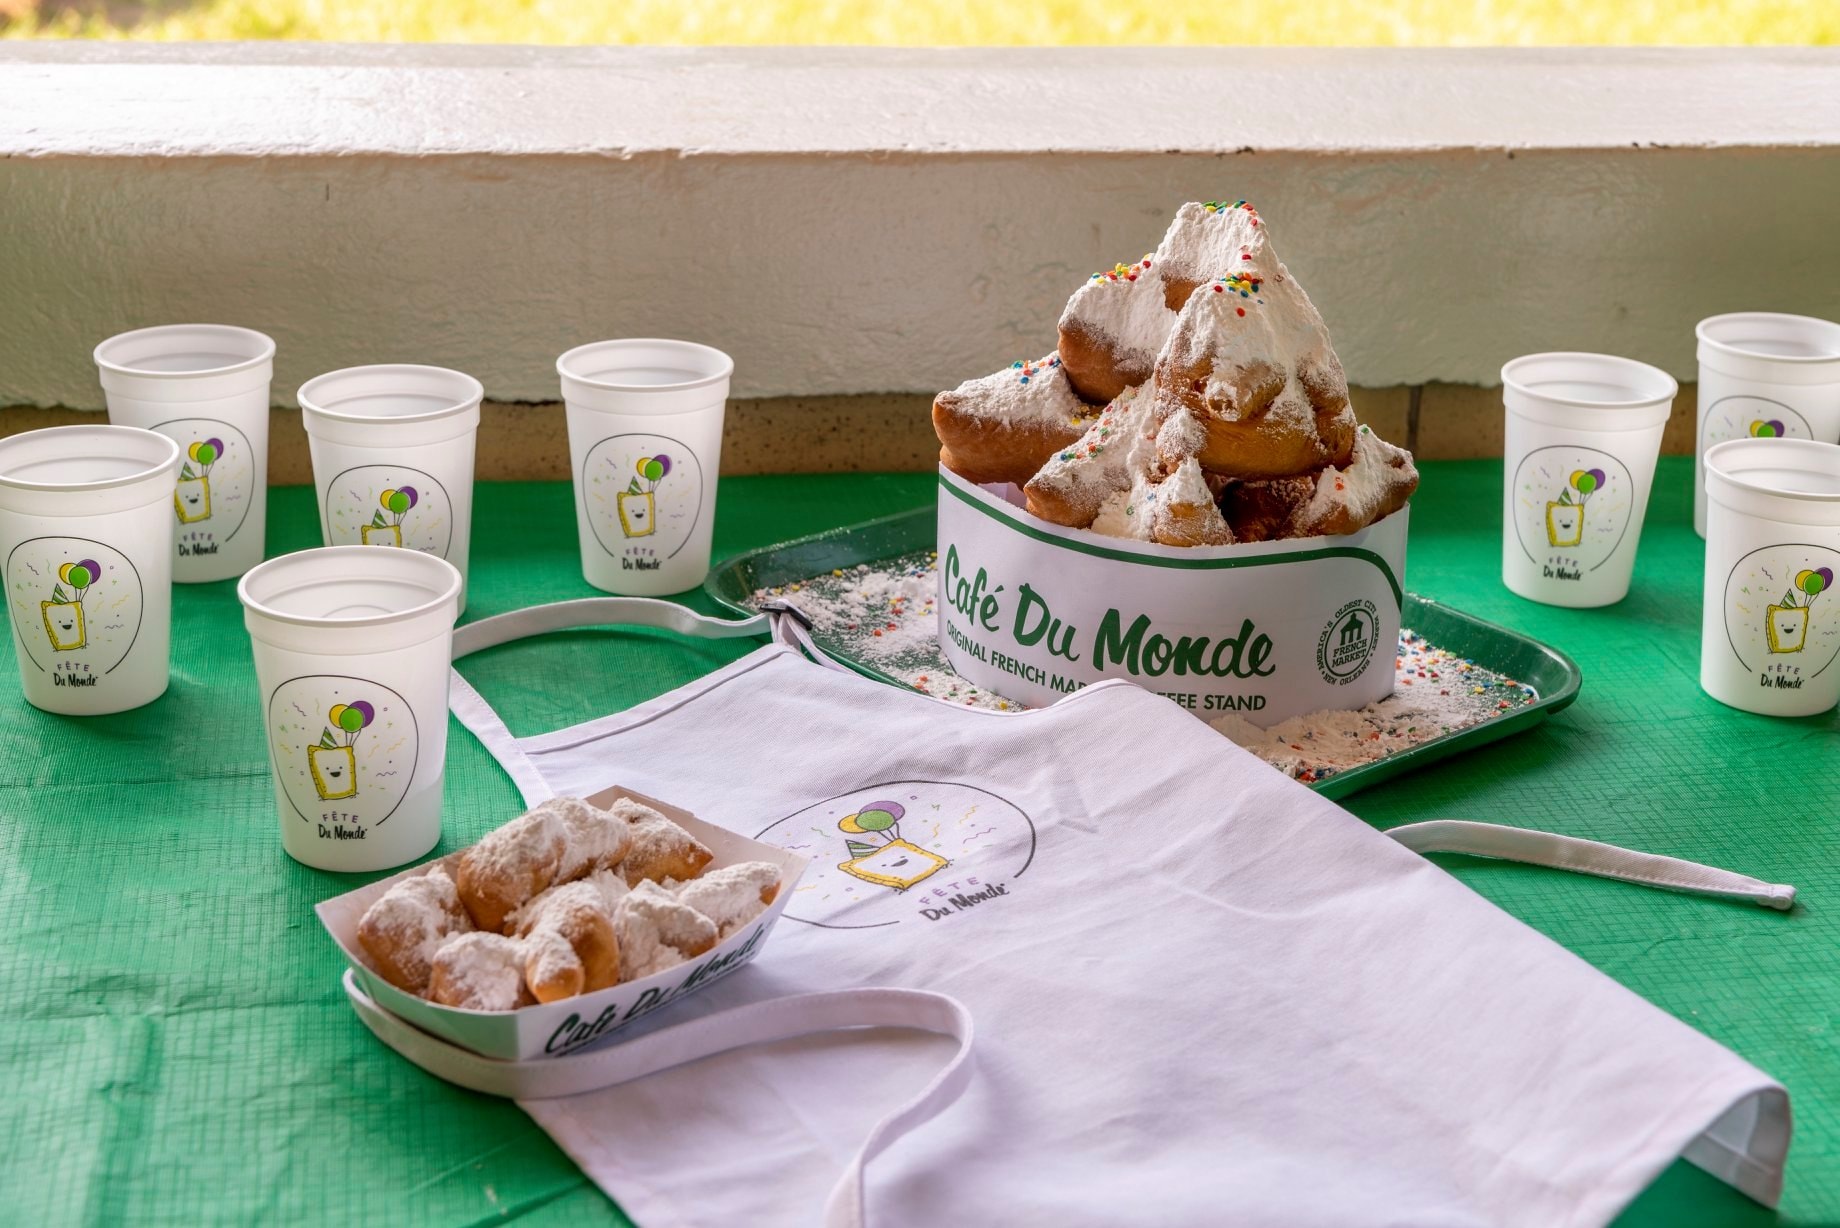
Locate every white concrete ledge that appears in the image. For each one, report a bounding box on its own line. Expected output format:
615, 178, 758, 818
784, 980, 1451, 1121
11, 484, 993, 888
3, 46, 1839, 407
7, 45, 1840, 156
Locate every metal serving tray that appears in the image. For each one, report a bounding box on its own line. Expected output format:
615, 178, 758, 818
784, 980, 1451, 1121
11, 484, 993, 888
707, 507, 1581, 800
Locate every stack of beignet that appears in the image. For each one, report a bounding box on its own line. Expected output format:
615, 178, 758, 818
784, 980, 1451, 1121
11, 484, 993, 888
933, 201, 1417, 546
356, 796, 782, 1011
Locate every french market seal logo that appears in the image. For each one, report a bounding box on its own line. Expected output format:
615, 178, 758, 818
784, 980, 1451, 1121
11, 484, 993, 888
1318, 598, 1379, 684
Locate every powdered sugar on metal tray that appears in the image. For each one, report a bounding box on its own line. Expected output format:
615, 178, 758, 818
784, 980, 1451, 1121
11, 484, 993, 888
1207, 630, 1536, 784
750, 551, 1018, 708
750, 554, 1537, 776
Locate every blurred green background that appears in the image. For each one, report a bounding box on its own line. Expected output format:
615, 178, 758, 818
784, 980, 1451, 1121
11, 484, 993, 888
2, 0, 1835, 44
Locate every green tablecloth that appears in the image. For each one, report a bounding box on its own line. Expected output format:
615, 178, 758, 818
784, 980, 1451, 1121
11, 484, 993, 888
1, 458, 1833, 1226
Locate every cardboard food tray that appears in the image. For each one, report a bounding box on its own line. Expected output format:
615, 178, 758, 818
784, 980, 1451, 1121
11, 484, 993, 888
706, 501, 1582, 801
316, 786, 809, 1062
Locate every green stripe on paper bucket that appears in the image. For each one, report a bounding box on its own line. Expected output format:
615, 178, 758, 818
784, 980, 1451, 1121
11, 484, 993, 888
935, 470, 1406, 608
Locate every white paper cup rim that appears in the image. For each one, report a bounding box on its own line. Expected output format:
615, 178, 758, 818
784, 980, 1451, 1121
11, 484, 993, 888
556, 338, 735, 395
0, 424, 182, 493
1704, 437, 1840, 505
297, 364, 485, 426
1500, 351, 1678, 411
1696, 312, 1840, 367
238, 545, 463, 631
93, 323, 276, 380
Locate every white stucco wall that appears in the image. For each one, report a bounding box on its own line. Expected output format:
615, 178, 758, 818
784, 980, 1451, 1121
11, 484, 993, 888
3, 45, 1839, 408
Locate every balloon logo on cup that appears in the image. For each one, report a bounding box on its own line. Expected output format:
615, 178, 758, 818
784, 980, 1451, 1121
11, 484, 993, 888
328, 700, 376, 738
175, 438, 224, 525
1765, 566, 1832, 655
633, 454, 672, 489
381, 486, 418, 522
43, 558, 101, 651
365, 486, 418, 547
310, 699, 375, 801
56, 559, 97, 598
1749, 420, 1788, 438
618, 455, 672, 538
1545, 469, 1604, 548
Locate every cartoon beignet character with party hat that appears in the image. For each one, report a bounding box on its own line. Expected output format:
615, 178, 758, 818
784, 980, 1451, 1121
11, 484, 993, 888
175, 438, 222, 524
309, 700, 373, 800
1767, 566, 1831, 654
837, 801, 949, 891
41, 558, 98, 651
618, 454, 670, 538
364, 487, 418, 546
1546, 468, 1603, 548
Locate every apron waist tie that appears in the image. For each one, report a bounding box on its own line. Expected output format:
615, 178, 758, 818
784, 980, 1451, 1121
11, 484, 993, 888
1386, 820, 1796, 910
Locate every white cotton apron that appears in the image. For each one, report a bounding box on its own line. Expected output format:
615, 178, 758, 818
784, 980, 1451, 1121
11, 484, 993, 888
350, 598, 1794, 1228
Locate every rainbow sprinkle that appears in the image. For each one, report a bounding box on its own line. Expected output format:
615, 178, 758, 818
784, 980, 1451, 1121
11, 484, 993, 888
1090, 255, 1154, 284
1010, 354, 1061, 386
1053, 398, 1127, 464
1202, 199, 1259, 227
1215, 271, 1263, 297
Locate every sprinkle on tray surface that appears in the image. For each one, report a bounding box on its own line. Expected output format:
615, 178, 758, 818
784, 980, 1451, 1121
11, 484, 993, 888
751, 555, 1538, 780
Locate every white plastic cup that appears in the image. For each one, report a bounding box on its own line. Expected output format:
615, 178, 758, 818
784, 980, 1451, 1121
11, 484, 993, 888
557, 339, 732, 595
1700, 438, 1840, 717
1695, 313, 1840, 537
238, 545, 462, 872
298, 365, 481, 615
0, 425, 181, 714
1501, 352, 1677, 608
94, 324, 275, 584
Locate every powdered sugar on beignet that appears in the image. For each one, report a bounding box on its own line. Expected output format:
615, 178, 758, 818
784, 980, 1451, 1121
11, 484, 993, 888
356, 865, 472, 995
1090, 470, 1159, 541
1057, 256, 1176, 404
933, 355, 1100, 487
1023, 385, 1162, 528
516, 880, 621, 1003
1152, 200, 1264, 311
1291, 424, 1419, 537
615, 880, 719, 981
612, 799, 714, 886
675, 861, 782, 938
1153, 214, 1355, 479
428, 932, 531, 1012
1151, 457, 1234, 546
455, 805, 567, 932
544, 796, 634, 882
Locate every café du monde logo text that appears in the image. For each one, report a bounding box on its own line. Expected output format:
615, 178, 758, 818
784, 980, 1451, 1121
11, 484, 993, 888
941, 543, 1276, 687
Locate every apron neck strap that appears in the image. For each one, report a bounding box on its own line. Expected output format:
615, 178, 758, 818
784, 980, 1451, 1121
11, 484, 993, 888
453, 596, 769, 661
449, 597, 849, 806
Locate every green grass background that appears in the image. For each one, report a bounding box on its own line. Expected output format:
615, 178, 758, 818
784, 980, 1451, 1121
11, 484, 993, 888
3, 0, 1837, 44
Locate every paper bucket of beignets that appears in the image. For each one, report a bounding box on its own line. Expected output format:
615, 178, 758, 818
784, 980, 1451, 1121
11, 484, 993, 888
316, 786, 808, 1061
936, 466, 1408, 726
